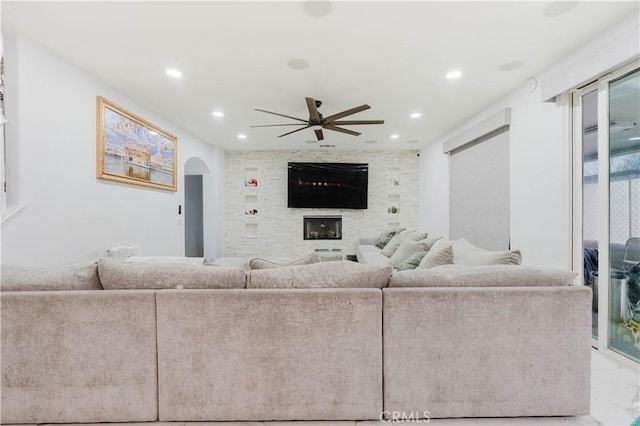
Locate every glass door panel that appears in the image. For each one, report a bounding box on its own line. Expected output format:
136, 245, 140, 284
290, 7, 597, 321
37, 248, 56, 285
581, 90, 599, 338
608, 69, 640, 361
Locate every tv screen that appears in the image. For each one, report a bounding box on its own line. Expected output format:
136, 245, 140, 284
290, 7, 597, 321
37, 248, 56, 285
288, 162, 368, 209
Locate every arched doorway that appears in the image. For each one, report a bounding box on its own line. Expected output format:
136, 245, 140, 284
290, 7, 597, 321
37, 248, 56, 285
184, 157, 210, 257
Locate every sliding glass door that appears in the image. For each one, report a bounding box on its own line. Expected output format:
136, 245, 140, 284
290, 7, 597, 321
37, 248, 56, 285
573, 61, 640, 363
607, 68, 640, 361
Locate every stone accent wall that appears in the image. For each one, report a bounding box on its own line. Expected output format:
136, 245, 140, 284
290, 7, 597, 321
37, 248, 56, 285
225, 150, 420, 257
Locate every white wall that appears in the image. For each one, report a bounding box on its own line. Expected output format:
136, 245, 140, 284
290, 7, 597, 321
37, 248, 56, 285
419, 15, 639, 269
225, 150, 420, 257
1, 35, 225, 267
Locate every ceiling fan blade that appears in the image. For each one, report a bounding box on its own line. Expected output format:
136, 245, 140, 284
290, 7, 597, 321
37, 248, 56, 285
323, 104, 371, 123
306, 97, 321, 123
331, 120, 385, 125
314, 129, 324, 141
250, 123, 308, 128
255, 108, 308, 123
324, 125, 361, 137
278, 125, 311, 138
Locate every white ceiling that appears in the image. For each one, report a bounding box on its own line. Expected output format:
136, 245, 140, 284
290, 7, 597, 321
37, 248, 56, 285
3, 1, 638, 151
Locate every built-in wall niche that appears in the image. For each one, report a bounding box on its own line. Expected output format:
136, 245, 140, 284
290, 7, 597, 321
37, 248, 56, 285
244, 194, 258, 215
388, 167, 400, 188
244, 222, 258, 239
387, 194, 400, 215
245, 167, 258, 186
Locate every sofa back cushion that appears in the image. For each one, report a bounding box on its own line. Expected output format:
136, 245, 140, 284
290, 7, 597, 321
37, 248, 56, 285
98, 259, 246, 290
389, 264, 577, 288
249, 252, 321, 269
248, 260, 393, 289
1, 262, 102, 291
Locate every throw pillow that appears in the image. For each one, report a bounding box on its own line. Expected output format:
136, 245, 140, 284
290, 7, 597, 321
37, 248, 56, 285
248, 261, 393, 289
397, 251, 428, 271
249, 252, 321, 269
417, 245, 454, 269
1, 262, 102, 291
374, 228, 404, 249
452, 238, 522, 266
380, 230, 429, 258
388, 239, 427, 269
419, 236, 443, 252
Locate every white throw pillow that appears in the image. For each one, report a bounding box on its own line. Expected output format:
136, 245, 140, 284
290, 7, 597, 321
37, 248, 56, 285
452, 238, 522, 266
417, 245, 453, 269
389, 239, 427, 269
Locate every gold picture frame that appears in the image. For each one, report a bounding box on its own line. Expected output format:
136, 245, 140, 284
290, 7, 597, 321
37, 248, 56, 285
96, 96, 177, 191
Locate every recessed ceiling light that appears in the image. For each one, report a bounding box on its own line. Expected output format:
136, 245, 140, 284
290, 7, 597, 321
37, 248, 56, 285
391, 134, 399, 139
303, 1, 333, 18
499, 60, 524, 71
410, 112, 422, 119
542, 1, 578, 17
288, 58, 310, 70
630, 137, 640, 141
446, 70, 462, 80
212, 111, 224, 117
166, 69, 182, 78
237, 134, 247, 139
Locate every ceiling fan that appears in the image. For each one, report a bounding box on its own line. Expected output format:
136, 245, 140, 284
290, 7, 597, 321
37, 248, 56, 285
251, 97, 384, 141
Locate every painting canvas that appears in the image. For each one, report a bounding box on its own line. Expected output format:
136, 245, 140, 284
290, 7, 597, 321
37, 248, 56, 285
96, 96, 177, 191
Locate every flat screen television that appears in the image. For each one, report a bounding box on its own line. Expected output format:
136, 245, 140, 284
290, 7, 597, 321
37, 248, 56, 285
288, 162, 368, 209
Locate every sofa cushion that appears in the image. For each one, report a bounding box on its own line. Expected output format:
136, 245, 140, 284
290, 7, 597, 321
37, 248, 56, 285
98, 259, 246, 289
397, 251, 428, 271
1, 262, 102, 291
419, 236, 443, 251
453, 238, 522, 266
380, 230, 428, 258
418, 245, 454, 269
374, 227, 405, 249
361, 250, 392, 266
389, 239, 427, 269
388, 264, 577, 288
249, 252, 321, 269
248, 261, 393, 289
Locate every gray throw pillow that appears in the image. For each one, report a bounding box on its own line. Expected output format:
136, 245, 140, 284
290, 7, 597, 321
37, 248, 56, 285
249, 252, 321, 270
397, 251, 428, 271
1, 262, 102, 291
374, 228, 404, 249
418, 245, 454, 269
452, 238, 522, 266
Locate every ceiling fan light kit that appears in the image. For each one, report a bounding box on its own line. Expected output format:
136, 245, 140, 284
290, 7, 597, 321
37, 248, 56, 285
251, 97, 385, 141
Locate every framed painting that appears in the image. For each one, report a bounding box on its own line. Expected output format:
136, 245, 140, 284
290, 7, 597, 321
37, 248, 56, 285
96, 96, 177, 191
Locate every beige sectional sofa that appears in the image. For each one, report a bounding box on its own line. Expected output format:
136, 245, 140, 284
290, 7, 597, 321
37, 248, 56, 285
0, 258, 592, 423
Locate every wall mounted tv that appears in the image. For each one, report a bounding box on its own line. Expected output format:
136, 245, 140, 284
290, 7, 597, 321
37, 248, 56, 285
288, 162, 368, 209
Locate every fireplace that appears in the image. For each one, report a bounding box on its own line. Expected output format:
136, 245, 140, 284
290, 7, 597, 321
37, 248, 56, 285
303, 216, 342, 240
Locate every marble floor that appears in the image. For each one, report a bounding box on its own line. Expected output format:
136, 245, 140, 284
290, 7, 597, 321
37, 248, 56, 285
8, 349, 638, 426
